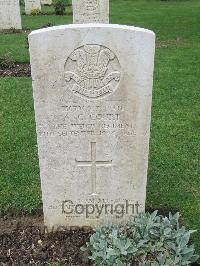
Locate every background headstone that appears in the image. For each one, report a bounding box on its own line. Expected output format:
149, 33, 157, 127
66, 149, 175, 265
0, 0, 22, 30
72, 0, 109, 24
29, 23, 155, 230
41, 0, 52, 5
25, 0, 41, 15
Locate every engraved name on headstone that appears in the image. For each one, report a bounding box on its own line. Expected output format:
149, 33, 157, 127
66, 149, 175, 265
0, 0, 22, 30
72, 0, 109, 24
25, 0, 41, 15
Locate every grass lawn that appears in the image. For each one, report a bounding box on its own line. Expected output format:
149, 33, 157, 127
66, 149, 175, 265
0, 78, 40, 213
0, 0, 200, 256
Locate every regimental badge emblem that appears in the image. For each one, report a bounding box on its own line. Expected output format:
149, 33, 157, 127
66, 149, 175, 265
64, 44, 121, 100
84, 0, 99, 14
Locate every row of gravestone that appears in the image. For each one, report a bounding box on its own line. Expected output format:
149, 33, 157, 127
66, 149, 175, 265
1, 0, 156, 230
0, 0, 52, 29
0, 0, 111, 30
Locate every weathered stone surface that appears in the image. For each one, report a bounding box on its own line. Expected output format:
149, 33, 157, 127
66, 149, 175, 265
25, 0, 41, 15
72, 0, 109, 24
29, 24, 155, 229
41, 0, 52, 5
0, 0, 21, 29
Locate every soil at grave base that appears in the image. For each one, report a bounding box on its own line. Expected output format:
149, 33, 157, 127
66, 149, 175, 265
0, 209, 199, 266
0, 63, 31, 77
0, 213, 93, 265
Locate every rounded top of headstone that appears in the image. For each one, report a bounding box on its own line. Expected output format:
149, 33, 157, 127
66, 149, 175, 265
29, 24, 155, 38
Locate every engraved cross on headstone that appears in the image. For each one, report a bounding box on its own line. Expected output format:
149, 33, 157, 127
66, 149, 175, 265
72, 0, 109, 24
76, 142, 112, 196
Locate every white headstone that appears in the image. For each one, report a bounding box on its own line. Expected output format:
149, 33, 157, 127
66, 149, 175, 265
0, 0, 22, 30
29, 23, 155, 230
41, 0, 52, 5
72, 0, 109, 24
25, 0, 41, 15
